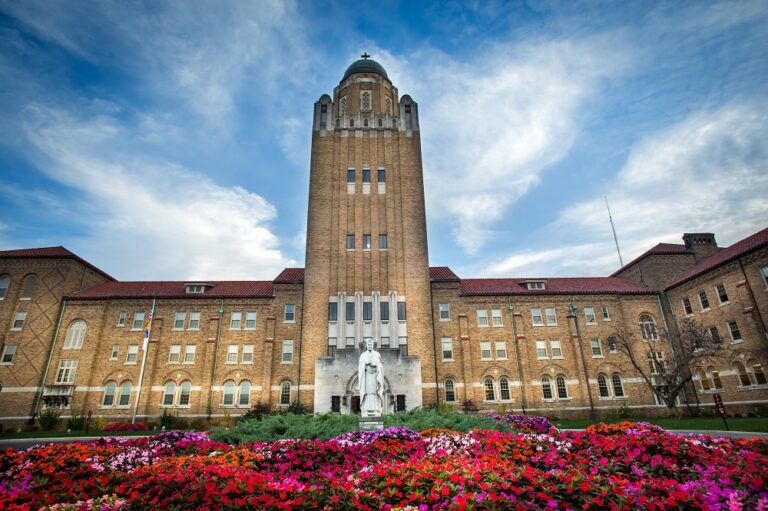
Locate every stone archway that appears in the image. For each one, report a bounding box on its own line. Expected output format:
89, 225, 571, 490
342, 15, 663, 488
346, 373, 393, 415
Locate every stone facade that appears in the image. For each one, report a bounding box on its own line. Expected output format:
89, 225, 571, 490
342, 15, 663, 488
0, 58, 766, 427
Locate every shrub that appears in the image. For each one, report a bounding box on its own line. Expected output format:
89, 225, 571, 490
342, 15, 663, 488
38, 410, 61, 431
462, 400, 478, 413
238, 401, 271, 423
189, 419, 207, 431
159, 410, 186, 430
90, 416, 106, 431
384, 409, 509, 433
211, 412, 358, 444
285, 401, 310, 415
67, 414, 85, 431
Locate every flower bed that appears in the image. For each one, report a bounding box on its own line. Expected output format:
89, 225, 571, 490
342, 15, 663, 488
1, 423, 766, 510
101, 422, 151, 433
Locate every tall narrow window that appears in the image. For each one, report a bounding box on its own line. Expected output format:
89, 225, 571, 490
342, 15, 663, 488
117, 311, 127, 327
168, 345, 181, 363
173, 312, 185, 330
601, 306, 610, 320
734, 362, 751, 386
0, 275, 9, 299
179, 381, 191, 406
584, 307, 597, 324
480, 341, 492, 360
64, 320, 87, 349
715, 284, 729, 304
611, 374, 624, 397
639, 315, 658, 341
346, 302, 356, 322
230, 312, 242, 330
12, 312, 27, 330
362, 168, 371, 182
284, 304, 295, 322
545, 308, 557, 325
184, 345, 196, 364
499, 377, 511, 401
377, 168, 386, 182
360, 91, 371, 110
379, 234, 388, 250
118, 381, 132, 406
103, 381, 116, 406
363, 302, 372, 321
439, 303, 450, 320
242, 345, 254, 363
683, 298, 693, 316
239, 381, 251, 406
541, 375, 553, 399
727, 321, 742, 342
163, 382, 176, 406
495, 341, 507, 359
531, 308, 543, 326
362, 234, 371, 250
536, 340, 548, 359
328, 302, 338, 322
347, 169, 355, 183
709, 367, 723, 389
484, 378, 495, 401
346, 234, 355, 250
227, 345, 238, 363
379, 301, 389, 321
491, 308, 503, 326
1, 345, 17, 364
751, 361, 767, 385
223, 381, 235, 405
110, 345, 120, 360
132, 312, 145, 330
282, 340, 294, 363
698, 291, 710, 311
556, 376, 568, 399
125, 345, 139, 364
245, 311, 257, 330
397, 302, 407, 321
590, 338, 603, 357
597, 374, 610, 397
280, 381, 291, 405
20, 275, 36, 299
441, 337, 453, 360
477, 309, 488, 327
696, 369, 711, 391
188, 312, 201, 330
550, 340, 563, 358
444, 379, 456, 402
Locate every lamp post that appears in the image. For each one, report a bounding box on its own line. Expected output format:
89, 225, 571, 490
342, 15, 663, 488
567, 299, 597, 424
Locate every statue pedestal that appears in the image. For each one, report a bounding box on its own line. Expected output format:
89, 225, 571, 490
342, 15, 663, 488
359, 414, 384, 431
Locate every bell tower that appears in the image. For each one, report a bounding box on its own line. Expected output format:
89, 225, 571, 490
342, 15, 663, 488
302, 55, 433, 413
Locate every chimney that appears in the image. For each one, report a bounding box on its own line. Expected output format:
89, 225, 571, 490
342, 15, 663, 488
682, 233, 719, 261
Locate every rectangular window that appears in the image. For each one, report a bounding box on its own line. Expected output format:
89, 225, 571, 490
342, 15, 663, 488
346, 234, 355, 250
491, 308, 503, 327
1, 345, 16, 364
125, 345, 139, 364
709, 326, 721, 345
331, 396, 341, 412
550, 340, 563, 358
379, 301, 389, 321
242, 344, 254, 363
227, 345, 238, 364
536, 340, 548, 359
346, 337, 355, 348
591, 338, 603, 357
601, 306, 610, 321
168, 345, 181, 363
728, 321, 742, 342
362, 234, 371, 250
230, 312, 242, 330
441, 337, 453, 360
716, 284, 729, 304
495, 341, 507, 359
397, 302, 407, 321
584, 307, 597, 324
545, 308, 557, 325
380, 336, 390, 347
11, 312, 26, 330
282, 340, 294, 363
683, 298, 693, 316
132, 312, 145, 330
361, 302, 372, 321
284, 304, 295, 322
531, 308, 543, 326
117, 311, 127, 327
110, 345, 120, 360
362, 168, 371, 182
377, 168, 386, 182
648, 351, 665, 374
184, 345, 196, 364
698, 291, 710, 311
346, 302, 356, 322
379, 234, 388, 250
174, 312, 186, 330
439, 303, 450, 321
477, 309, 489, 327
347, 169, 355, 182
243, 311, 256, 330
480, 341, 492, 360
328, 302, 338, 322
188, 312, 201, 330
56, 360, 78, 384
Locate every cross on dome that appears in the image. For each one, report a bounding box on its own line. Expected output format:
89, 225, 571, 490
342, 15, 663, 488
361, 52, 371, 59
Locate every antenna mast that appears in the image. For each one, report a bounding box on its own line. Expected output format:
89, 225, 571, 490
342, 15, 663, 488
605, 196, 624, 267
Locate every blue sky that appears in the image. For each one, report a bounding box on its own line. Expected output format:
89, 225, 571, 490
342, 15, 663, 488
0, 0, 766, 280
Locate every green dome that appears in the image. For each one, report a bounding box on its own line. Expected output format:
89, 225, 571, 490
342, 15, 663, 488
342, 57, 389, 81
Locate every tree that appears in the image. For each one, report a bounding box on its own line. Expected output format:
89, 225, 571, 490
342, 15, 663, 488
608, 317, 723, 414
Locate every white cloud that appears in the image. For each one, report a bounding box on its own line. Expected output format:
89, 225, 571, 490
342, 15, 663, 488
21, 103, 292, 280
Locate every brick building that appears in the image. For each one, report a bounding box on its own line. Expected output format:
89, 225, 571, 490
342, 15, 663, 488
1, 57, 766, 426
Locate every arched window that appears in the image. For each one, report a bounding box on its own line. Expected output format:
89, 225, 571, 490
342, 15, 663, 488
611, 374, 625, 397
339, 96, 347, 116
103, 381, 116, 406
541, 375, 553, 400
385, 97, 392, 116
709, 367, 723, 389
363, 118, 369, 127
0, 275, 9, 299
556, 375, 568, 399
639, 315, 658, 341
484, 377, 495, 401
179, 381, 191, 406
239, 381, 251, 406
222, 380, 235, 406
349, 118, 355, 128
597, 374, 610, 397
20, 274, 37, 300
734, 362, 751, 386
163, 381, 176, 406
279, 381, 291, 405
118, 381, 132, 406
499, 377, 511, 401
444, 378, 456, 402
696, 368, 711, 391
335, 117, 340, 128
64, 320, 87, 349
750, 361, 767, 385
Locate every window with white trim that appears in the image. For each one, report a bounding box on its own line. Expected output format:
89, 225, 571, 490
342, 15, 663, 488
710, 367, 723, 389
545, 308, 557, 326
734, 361, 751, 386
0, 275, 9, 299
282, 340, 294, 363
103, 381, 116, 406
20, 274, 36, 299
188, 312, 201, 330
584, 307, 597, 324
222, 380, 236, 406
179, 381, 191, 406
491, 308, 503, 327
682, 298, 693, 316
477, 309, 488, 327
698, 291, 710, 311
284, 304, 295, 322
715, 284, 729, 305
484, 377, 495, 401
495, 341, 507, 360
227, 345, 238, 364
541, 375, 553, 399
242, 345, 254, 363
727, 321, 742, 342
752, 362, 767, 385
117, 311, 127, 327
11, 312, 26, 330
56, 360, 78, 384
597, 374, 610, 397
125, 345, 139, 364
531, 308, 543, 326
184, 345, 196, 364
230, 312, 242, 330
555, 375, 568, 399
590, 338, 603, 357
696, 368, 711, 391
109, 345, 119, 360
63, 320, 86, 349
131, 312, 144, 330
279, 381, 291, 405
611, 374, 625, 397
379, 301, 388, 322
536, 340, 548, 359
550, 340, 563, 358
761, 266, 768, 289
239, 381, 251, 406
118, 381, 132, 407
639, 315, 658, 341
163, 382, 176, 406
346, 302, 356, 322
439, 303, 450, 321
441, 337, 453, 360
480, 341, 492, 360
444, 379, 456, 402
362, 234, 371, 250
363, 302, 373, 321
397, 302, 407, 321
499, 377, 511, 401
328, 302, 338, 322
1, 345, 16, 364
601, 306, 611, 321
648, 351, 665, 374
168, 345, 181, 363
173, 312, 185, 330
360, 91, 371, 110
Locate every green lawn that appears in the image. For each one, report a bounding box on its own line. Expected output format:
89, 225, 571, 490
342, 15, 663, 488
554, 416, 768, 432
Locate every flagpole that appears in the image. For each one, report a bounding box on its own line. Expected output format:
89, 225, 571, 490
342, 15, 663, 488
132, 297, 155, 424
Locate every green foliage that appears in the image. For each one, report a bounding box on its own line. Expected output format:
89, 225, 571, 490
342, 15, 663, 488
38, 410, 61, 431
90, 417, 106, 431
284, 401, 310, 415
159, 410, 187, 430
238, 402, 271, 423
211, 409, 511, 444
616, 401, 631, 419
67, 414, 85, 431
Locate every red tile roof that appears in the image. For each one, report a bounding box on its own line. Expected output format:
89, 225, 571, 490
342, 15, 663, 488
68, 281, 274, 300
610, 243, 690, 277
460, 277, 654, 296
0, 246, 115, 281
666, 226, 768, 290
429, 266, 460, 282
274, 268, 305, 283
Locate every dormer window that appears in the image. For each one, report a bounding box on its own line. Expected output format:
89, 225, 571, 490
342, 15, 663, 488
185, 283, 210, 294
522, 280, 546, 290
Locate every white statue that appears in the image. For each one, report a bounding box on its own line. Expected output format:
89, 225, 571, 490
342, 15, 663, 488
358, 339, 384, 415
